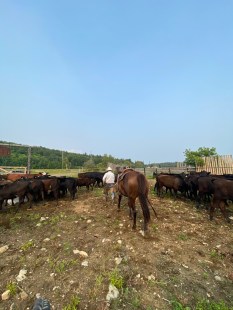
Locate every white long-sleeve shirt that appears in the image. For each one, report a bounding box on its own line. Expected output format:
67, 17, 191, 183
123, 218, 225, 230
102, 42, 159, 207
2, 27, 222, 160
103, 171, 115, 184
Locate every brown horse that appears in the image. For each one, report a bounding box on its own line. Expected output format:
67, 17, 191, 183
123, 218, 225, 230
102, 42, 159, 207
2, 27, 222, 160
117, 169, 157, 233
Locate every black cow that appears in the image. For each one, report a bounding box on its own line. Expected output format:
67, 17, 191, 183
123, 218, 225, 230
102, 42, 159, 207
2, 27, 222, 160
58, 177, 77, 199
78, 172, 105, 187
184, 171, 210, 200
76, 177, 96, 190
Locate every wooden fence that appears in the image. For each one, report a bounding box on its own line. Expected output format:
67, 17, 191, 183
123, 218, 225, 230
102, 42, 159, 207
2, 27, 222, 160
0, 166, 27, 174
196, 155, 233, 175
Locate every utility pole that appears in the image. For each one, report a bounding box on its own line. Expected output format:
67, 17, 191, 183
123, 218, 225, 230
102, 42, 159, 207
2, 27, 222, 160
27, 147, 31, 173
62, 151, 64, 169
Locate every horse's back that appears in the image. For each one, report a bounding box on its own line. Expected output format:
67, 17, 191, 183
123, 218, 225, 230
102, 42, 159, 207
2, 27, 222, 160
119, 170, 148, 198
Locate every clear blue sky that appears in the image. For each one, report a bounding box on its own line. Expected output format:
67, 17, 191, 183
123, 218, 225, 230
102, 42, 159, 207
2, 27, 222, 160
1, 1, 233, 164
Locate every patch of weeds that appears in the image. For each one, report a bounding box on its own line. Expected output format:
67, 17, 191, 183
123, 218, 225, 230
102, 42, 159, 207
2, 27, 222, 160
171, 299, 233, 310
202, 272, 209, 280
120, 287, 142, 309
195, 299, 233, 310
9, 216, 21, 229
62, 295, 80, 310
108, 268, 124, 289
60, 212, 66, 217
94, 188, 103, 197
27, 213, 41, 221
170, 276, 180, 285
6, 282, 17, 296
19, 255, 26, 265
48, 257, 78, 273
63, 242, 72, 253
178, 233, 188, 241
151, 223, 158, 232
113, 243, 122, 252
209, 250, 224, 260
154, 280, 167, 288
91, 274, 105, 299
65, 214, 78, 221
49, 215, 61, 225
171, 299, 191, 310
20, 240, 34, 252
95, 274, 104, 287
147, 278, 157, 287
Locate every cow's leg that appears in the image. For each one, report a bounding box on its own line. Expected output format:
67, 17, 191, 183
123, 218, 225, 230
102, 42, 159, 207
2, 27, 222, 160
219, 200, 230, 223
41, 189, 45, 201
196, 192, 203, 209
209, 198, 217, 220
27, 193, 34, 209
15, 195, 24, 212
0, 199, 4, 210
53, 189, 59, 206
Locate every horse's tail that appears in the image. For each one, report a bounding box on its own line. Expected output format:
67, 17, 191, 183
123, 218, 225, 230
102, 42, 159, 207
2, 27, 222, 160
137, 174, 150, 224
147, 198, 158, 219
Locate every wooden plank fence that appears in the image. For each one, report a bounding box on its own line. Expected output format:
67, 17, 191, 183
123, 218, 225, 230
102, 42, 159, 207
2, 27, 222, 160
196, 155, 233, 175
0, 166, 27, 174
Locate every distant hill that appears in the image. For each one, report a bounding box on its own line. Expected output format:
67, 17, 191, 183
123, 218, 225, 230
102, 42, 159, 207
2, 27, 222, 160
0, 141, 134, 169
0, 141, 178, 169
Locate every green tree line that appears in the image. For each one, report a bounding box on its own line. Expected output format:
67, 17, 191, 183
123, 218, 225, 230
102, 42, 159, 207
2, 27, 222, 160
0, 141, 144, 170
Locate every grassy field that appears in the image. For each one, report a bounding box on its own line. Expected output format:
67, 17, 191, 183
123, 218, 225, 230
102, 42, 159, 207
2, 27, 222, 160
31, 169, 85, 177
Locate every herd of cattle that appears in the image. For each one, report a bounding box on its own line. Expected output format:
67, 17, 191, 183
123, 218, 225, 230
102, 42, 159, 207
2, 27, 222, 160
153, 171, 233, 222
0, 172, 105, 211
0, 170, 233, 223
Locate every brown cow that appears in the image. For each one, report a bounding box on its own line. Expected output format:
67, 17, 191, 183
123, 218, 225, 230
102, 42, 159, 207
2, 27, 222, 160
40, 177, 60, 205
155, 174, 187, 197
0, 180, 33, 211
6, 173, 43, 182
210, 178, 233, 222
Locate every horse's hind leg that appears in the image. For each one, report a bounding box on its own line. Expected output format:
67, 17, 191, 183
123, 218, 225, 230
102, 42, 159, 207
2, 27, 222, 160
128, 198, 136, 229
118, 194, 122, 211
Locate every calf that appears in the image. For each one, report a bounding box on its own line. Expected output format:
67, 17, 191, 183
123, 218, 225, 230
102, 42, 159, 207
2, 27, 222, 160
40, 177, 60, 206
58, 177, 77, 199
210, 178, 233, 222
155, 174, 187, 197
196, 176, 216, 208
76, 177, 95, 190
0, 180, 33, 211
78, 172, 104, 187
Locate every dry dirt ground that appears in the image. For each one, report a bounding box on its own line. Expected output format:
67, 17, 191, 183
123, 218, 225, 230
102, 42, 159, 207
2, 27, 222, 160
0, 181, 233, 310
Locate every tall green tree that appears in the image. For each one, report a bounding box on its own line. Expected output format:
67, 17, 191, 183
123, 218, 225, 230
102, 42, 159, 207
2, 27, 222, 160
184, 147, 217, 166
